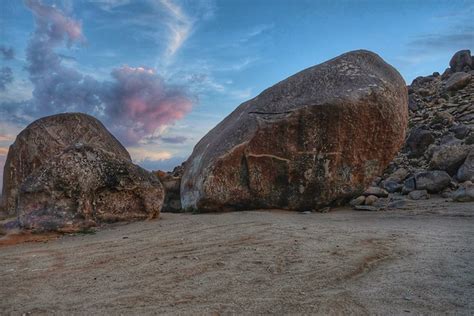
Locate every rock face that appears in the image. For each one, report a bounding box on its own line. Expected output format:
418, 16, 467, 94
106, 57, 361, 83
181, 50, 408, 212
17, 144, 163, 232
2, 113, 131, 216
1, 113, 164, 231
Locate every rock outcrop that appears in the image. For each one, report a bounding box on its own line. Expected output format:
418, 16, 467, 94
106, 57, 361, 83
378, 49, 474, 201
2, 113, 131, 216
17, 144, 163, 232
1, 113, 164, 231
181, 50, 408, 212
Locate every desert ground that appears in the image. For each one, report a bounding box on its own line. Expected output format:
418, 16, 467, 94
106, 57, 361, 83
1, 197, 473, 315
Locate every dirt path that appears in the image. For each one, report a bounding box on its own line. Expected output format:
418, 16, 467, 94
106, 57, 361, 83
1, 197, 473, 314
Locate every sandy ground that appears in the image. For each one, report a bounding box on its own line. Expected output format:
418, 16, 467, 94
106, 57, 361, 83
0, 197, 473, 315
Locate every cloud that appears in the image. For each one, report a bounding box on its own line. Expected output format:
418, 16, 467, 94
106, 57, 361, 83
409, 26, 474, 51
127, 147, 172, 162
159, 0, 194, 60
0, 45, 15, 60
0, 134, 15, 142
141, 134, 188, 144
160, 135, 187, 144
408, 5, 473, 52
103, 65, 193, 145
58, 53, 77, 61
90, 0, 131, 11
0, 147, 8, 156
2, 0, 194, 147
138, 155, 187, 171
25, 0, 84, 46
0, 0, 201, 186
239, 23, 274, 43
0, 67, 14, 91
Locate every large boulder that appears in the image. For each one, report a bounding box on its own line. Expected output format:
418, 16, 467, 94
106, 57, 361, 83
17, 144, 163, 232
405, 126, 435, 158
1, 113, 131, 216
457, 150, 474, 182
429, 144, 471, 176
449, 50, 472, 72
181, 50, 408, 212
445, 72, 471, 91
452, 182, 474, 202
414, 170, 451, 193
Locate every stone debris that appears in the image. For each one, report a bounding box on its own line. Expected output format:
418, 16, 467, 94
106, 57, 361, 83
377, 49, 473, 204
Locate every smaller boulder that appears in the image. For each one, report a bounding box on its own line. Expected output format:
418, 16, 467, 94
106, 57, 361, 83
449, 50, 472, 72
452, 182, 474, 202
155, 171, 182, 213
364, 195, 378, 205
402, 177, 416, 194
415, 170, 451, 193
441, 68, 453, 80
350, 196, 366, 207
406, 126, 435, 158
433, 111, 454, 126
383, 180, 402, 193
429, 144, 471, 175
445, 72, 471, 91
363, 186, 389, 198
439, 135, 462, 146
450, 124, 470, 139
466, 134, 474, 145
408, 95, 419, 111
387, 168, 409, 183
408, 190, 430, 200
457, 150, 474, 182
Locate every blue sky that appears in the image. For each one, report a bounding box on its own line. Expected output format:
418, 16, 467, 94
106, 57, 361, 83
0, 0, 473, 187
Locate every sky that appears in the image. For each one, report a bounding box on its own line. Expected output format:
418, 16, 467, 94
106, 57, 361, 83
0, 0, 473, 190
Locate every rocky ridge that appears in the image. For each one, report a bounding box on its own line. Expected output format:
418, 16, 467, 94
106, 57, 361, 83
353, 49, 474, 208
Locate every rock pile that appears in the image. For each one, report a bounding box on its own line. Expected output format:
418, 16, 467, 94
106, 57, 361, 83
362, 49, 474, 205
180, 50, 408, 212
1, 113, 164, 232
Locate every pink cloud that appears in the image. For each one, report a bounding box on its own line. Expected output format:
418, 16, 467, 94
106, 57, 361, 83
105, 66, 193, 145
25, 0, 84, 45
18, 1, 194, 147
